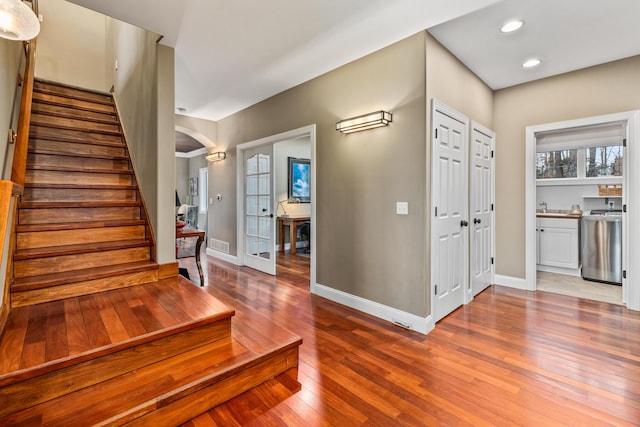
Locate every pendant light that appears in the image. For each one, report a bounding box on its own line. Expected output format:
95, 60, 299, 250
0, 0, 40, 41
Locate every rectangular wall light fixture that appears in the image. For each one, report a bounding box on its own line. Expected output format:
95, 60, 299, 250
206, 151, 226, 162
336, 110, 392, 134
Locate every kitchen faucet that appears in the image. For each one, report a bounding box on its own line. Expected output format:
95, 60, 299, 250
539, 201, 547, 213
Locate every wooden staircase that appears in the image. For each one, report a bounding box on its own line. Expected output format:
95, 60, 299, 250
0, 80, 302, 425
11, 79, 157, 308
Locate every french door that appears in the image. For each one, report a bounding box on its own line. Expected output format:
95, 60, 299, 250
244, 145, 276, 275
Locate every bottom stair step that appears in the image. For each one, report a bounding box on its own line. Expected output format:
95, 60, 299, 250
0, 277, 302, 426
3, 339, 299, 427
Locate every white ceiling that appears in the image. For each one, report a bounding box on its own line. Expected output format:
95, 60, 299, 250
428, 0, 640, 90
66, 0, 640, 122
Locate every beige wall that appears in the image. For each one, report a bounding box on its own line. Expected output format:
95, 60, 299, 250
214, 32, 428, 316
175, 114, 217, 147
0, 38, 23, 179
494, 55, 640, 278
426, 34, 494, 130
175, 157, 189, 206
105, 18, 175, 263
36, 0, 107, 91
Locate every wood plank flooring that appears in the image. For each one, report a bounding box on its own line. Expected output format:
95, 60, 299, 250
179, 251, 640, 426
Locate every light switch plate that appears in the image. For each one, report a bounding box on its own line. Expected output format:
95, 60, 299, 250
396, 202, 408, 215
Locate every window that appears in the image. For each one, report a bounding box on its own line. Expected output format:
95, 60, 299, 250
536, 149, 577, 179
199, 167, 208, 214
535, 122, 625, 183
537, 144, 623, 181
585, 145, 623, 177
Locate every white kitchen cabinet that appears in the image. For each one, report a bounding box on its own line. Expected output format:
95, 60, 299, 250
537, 217, 580, 273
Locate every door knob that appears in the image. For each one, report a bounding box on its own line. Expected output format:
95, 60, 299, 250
460, 220, 468, 227
474, 218, 482, 224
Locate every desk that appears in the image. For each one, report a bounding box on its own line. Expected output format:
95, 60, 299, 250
278, 216, 310, 255
176, 227, 205, 286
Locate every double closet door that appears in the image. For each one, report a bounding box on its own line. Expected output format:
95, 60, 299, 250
431, 100, 494, 322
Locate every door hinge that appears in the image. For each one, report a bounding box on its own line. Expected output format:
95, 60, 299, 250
491, 203, 494, 211
491, 150, 494, 158
491, 257, 494, 265
435, 285, 438, 295
623, 204, 627, 213
435, 129, 438, 139
623, 138, 627, 147
435, 206, 438, 216
623, 270, 627, 279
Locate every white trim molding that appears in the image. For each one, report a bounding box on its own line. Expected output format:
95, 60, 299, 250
205, 247, 239, 266
313, 283, 434, 335
494, 275, 530, 291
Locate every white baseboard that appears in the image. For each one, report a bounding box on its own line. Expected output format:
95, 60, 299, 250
206, 247, 239, 265
536, 265, 581, 277
312, 283, 433, 335
494, 274, 532, 291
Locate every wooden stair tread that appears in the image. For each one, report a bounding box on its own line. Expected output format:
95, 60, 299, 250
11, 260, 157, 291
31, 107, 119, 126
30, 119, 123, 137
31, 97, 117, 116
26, 164, 134, 174
16, 219, 145, 232
24, 183, 136, 190
13, 238, 150, 260
28, 148, 128, 160
19, 200, 142, 209
29, 131, 125, 147
33, 86, 113, 107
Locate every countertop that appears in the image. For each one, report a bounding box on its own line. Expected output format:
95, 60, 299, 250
536, 211, 582, 219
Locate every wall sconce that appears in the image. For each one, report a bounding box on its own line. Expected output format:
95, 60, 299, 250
336, 110, 392, 134
0, 0, 40, 41
206, 151, 226, 162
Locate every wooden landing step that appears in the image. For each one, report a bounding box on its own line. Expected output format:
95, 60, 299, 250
0, 278, 301, 426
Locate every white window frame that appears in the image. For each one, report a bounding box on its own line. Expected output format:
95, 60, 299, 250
199, 167, 208, 214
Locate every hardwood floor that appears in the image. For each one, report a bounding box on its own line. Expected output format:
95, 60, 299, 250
179, 251, 640, 426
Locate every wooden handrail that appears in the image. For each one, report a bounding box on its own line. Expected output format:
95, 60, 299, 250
10, 37, 37, 189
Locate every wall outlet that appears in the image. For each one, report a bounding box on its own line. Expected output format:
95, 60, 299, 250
396, 202, 408, 215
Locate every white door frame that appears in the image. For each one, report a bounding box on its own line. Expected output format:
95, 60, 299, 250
525, 110, 640, 311
236, 125, 317, 285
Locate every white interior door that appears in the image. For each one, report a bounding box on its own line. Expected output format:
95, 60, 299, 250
432, 101, 468, 322
244, 145, 276, 275
470, 122, 494, 296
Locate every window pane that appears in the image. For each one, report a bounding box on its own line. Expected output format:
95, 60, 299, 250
536, 149, 577, 179
585, 145, 623, 177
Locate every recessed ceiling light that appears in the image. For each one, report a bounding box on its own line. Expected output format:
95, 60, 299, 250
522, 58, 541, 68
501, 20, 524, 33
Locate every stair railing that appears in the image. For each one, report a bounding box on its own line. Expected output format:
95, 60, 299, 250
10, 37, 37, 189
1, 0, 39, 328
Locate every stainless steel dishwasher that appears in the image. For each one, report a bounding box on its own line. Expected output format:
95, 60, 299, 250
580, 210, 622, 284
